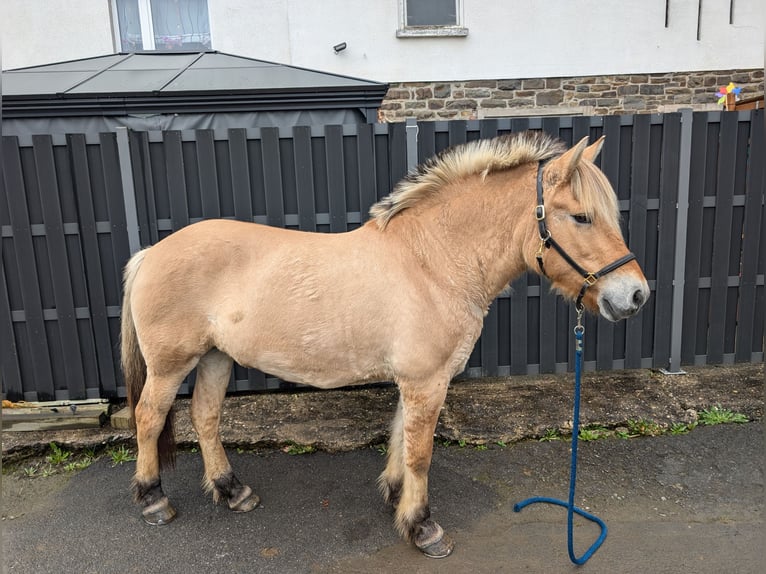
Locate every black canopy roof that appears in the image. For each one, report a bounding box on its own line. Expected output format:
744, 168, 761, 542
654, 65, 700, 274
2, 51, 388, 121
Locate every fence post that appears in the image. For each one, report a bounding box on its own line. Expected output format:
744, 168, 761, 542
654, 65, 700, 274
663, 108, 694, 374
115, 127, 141, 255
405, 117, 419, 172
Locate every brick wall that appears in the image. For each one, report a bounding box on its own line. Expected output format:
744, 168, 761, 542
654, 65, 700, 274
379, 69, 764, 121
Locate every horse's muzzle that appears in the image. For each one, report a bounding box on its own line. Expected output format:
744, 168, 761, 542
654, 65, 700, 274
597, 276, 650, 322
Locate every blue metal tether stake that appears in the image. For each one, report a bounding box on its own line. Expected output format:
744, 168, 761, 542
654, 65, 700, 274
513, 308, 608, 565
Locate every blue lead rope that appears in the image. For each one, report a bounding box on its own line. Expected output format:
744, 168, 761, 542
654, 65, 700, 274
513, 315, 608, 565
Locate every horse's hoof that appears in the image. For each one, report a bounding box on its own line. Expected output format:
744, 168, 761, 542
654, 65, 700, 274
142, 498, 177, 526
415, 521, 454, 559
228, 485, 260, 513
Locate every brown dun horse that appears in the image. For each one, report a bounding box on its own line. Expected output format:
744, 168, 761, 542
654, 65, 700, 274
121, 131, 649, 558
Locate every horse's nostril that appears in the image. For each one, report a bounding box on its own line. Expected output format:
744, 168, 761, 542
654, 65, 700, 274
632, 289, 646, 308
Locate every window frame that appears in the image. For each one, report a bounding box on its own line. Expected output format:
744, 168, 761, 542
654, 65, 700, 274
396, 0, 468, 38
110, 0, 212, 52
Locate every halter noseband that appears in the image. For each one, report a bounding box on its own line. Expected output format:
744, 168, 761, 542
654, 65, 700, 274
534, 159, 636, 311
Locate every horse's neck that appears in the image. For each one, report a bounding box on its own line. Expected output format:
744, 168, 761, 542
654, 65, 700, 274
389, 168, 535, 311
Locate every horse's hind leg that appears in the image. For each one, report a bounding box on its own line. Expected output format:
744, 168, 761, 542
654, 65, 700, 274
391, 377, 454, 558
191, 350, 260, 512
132, 366, 193, 525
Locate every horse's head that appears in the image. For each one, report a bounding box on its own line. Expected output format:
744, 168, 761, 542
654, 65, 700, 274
531, 136, 650, 322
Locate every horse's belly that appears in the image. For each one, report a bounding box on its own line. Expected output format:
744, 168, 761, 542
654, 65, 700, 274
238, 349, 387, 389
217, 320, 391, 389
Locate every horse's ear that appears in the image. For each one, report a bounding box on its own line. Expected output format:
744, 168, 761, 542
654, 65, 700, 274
547, 136, 589, 182
582, 136, 605, 163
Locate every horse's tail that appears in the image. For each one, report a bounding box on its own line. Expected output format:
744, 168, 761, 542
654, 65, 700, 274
121, 249, 176, 470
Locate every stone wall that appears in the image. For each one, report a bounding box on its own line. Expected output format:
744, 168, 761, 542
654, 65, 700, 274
378, 69, 764, 121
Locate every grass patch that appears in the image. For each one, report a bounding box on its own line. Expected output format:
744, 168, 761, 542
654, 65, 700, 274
578, 425, 610, 442
107, 445, 136, 466
626, 418, 664, 437
539, 428, 564, 442
669, 422, 697, 435
282, 442, 315, 455
698, 405, 749, 426
46, 442, 71, 465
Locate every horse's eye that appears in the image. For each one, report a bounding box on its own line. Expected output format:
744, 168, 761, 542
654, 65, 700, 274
572, 213, 592, 225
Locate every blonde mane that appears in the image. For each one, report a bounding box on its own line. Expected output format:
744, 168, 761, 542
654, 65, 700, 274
369, 131, 566, 229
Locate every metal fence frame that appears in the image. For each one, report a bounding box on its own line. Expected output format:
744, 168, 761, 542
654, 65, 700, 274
2, 110, 763, 401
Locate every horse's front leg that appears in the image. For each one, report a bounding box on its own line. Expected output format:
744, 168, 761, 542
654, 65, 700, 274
378, 395, 405, 508
191, 350, 260, 512
388, 377, 453, 558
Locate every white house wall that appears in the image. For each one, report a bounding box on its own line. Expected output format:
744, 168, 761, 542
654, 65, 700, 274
1, 0, 115, 69
2, 0, 763, 81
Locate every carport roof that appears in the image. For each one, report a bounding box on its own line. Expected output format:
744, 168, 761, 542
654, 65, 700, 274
2, 51, 389, 118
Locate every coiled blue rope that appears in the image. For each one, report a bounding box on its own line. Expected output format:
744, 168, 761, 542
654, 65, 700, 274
513, 316, 608, 565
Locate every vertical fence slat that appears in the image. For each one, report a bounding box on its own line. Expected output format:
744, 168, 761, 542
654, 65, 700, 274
357, 123, 377, 225
162, 131, 190, 231
196, 130, 221, 219
417, 120, 436, 163
448, 120, 467, 147
388, 122, 408, 193
261, 127, 285, 228
128, 131, 152, 247
115, 128, 141, 255
293, 126, 317, 231
325, 125, 347, 232
33, 135, 86, 399
3, 136, 55, 400
229, 128, 252, 222
735, 110, 765, 361
509, 274, 528, 375
134, 132, 160, 244
625, 114, 650, 368
680, 113, 709, 364
707, 112, 739, 363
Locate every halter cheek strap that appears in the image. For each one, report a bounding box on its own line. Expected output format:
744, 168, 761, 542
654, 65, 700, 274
534, 160, 637, 311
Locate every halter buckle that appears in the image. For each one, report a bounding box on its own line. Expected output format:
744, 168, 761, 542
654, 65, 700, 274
583, 273, 598, 286
535, 205, 546, 221
536, 239, 546, 259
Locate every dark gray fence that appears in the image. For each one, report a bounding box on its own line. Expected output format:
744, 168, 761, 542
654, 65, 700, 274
2, 111, 763, 401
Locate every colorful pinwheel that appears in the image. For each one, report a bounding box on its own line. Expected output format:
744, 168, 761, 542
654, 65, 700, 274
716, 82, 742, 105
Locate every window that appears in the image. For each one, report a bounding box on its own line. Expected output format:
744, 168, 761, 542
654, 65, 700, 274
112, 0, 211, 52
397, 0, 468, 37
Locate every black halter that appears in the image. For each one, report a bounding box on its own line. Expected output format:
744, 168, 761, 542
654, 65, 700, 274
534, 159, 637, 311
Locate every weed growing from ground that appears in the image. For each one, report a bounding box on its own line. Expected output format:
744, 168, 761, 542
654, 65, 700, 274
108, 445, 136, 466
669, 422, 697, 435
539, 428, 564, 442
282, 442, 315, 455
698, 405, 749, 426
46, 442, 71, 465
626, 418, 664, 437
578, 425, 610, 441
